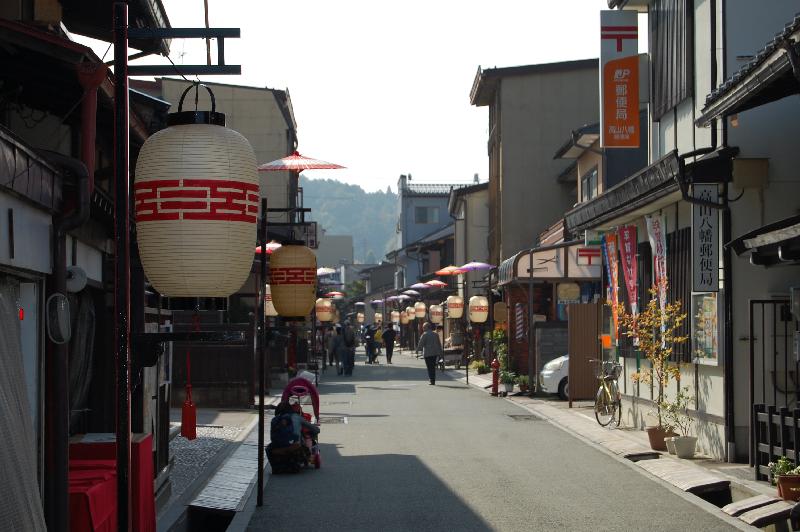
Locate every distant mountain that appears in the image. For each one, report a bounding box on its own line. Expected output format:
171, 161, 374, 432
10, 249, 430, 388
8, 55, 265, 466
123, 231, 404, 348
300, 176, 398, 263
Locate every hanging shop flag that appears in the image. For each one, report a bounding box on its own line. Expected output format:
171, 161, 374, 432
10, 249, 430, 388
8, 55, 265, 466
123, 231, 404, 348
600, 10, 639, 148
692, 184, 720, 292
645, 214, 668, 315
602, 233, 620, 339
618, 225, 638, 314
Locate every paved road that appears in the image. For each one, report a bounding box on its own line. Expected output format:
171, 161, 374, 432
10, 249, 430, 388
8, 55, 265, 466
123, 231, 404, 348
247, 348, 737, 532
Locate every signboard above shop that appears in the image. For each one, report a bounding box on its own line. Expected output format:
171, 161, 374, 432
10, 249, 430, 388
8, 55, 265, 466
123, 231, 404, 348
600, 10, 640, 148
498, 243, 602, 285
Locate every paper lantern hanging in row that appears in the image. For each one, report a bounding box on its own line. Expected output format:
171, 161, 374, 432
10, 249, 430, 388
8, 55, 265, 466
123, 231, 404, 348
429, 305, 443, 324
405, 306, 416, 320
356, 312, 365, 324
374, 312, 383, 323
264, 284, 278, 317
400, 311, 410, 325
414, 301, 427, 319
135, 83, 258, 297
270, 244, 317, 318
315, 298, 333, 322
469, 295, 489, 323
446, 295, 464, 319
391, 310, 400, 323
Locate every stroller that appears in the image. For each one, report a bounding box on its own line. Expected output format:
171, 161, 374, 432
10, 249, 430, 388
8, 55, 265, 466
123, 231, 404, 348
266, 376, 322, 473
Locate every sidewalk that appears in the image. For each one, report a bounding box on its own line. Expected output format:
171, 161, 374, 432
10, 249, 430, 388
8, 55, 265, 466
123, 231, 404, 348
448, 367, 786, 530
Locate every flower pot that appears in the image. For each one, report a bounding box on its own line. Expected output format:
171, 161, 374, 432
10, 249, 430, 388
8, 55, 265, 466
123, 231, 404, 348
664, 436, 677, 455
777, 475, 800, 501
674, 436, 697, 459
501, 383, 514, 393
518, 384, 529, 394
646, 427, 677, 451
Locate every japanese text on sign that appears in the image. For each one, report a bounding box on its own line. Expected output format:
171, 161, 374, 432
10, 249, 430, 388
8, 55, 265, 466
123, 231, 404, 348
692, 184, 719, 292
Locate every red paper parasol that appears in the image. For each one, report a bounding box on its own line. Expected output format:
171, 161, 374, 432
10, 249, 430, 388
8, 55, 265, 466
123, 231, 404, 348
425, 280, 448, 287
435, 265, 465, 276
258, 151, 345, 172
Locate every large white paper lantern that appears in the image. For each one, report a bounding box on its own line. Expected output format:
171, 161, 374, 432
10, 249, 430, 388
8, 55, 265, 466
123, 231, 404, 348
270, 244, 317, 317
315, 298, 333, 322
391, 310, 400, 323
135, 86, 258, 296
414, 301, 427, 319
469, 295, 489, 323
430, 305, 443, 324
405, 306, 416, 320
356, 312, 365, 324
446, 295, 464, 319
400, 311, 410, 325
374, 312, 383, 323
264, 284, 278, 317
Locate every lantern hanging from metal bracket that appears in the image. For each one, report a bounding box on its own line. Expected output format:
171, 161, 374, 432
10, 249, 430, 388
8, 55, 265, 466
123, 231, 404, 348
134, 82, 258, 297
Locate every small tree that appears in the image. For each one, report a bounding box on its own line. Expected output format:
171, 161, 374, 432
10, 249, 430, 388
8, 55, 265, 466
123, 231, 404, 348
613, 282, 688, 429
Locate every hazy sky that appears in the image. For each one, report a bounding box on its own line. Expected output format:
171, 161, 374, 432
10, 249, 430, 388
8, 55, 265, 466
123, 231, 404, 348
109, 1, 646, 192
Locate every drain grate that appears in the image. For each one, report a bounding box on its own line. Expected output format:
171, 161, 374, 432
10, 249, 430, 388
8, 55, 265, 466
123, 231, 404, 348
322, 401, 352, 406
318, 416, 347, 424
507, 414, 543, 422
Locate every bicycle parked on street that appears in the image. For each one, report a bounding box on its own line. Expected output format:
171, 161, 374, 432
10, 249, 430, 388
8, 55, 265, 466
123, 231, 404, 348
590, 359, 622, 427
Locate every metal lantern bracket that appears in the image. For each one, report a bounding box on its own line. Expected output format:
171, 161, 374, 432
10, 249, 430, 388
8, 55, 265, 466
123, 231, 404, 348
126, 28, 241, 77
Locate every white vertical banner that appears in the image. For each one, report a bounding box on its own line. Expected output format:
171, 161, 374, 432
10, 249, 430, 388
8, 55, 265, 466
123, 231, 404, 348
692, 184, 720, 292
600, 10, 640, 148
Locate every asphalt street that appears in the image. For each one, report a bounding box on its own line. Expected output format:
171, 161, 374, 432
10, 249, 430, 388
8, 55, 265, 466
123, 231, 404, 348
247, 348, 737, 532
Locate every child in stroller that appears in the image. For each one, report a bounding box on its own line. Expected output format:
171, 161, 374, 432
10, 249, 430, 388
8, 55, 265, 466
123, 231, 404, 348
266, 381, 321, 473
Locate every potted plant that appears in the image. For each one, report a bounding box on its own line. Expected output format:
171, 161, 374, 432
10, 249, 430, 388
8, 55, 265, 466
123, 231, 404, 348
517, 374, 530, 394
615, 282, 688, 451
769, 457, 800, 501
499, 370, 515, 394
661, 386, 696, 458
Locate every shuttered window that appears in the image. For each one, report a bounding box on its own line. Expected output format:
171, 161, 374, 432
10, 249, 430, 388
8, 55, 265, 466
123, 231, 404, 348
666, 227, 691, 362
650, 0, 693, 120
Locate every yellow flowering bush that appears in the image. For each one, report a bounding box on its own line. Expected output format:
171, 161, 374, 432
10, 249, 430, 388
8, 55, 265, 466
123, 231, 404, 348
612, 281, 688, 429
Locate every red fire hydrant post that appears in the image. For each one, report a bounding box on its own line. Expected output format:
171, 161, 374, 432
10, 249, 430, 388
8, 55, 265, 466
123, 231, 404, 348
490, 357, 500, 396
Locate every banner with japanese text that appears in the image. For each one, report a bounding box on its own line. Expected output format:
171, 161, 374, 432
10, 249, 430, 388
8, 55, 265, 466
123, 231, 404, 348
602, 233, 620, 341
600, 10, 639, 148
645, 214, 668, 314
618, 225, 638, 315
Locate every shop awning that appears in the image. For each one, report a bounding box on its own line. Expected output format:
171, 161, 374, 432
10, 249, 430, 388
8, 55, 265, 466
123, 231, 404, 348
697, 13, 800, 126
728, 214, 800, 267
564, 150, 681, 233
498, 241, 602, 286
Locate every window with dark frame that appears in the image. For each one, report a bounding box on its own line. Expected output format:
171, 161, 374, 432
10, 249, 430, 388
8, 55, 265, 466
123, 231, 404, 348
580, 167, 598, 203
414, 206, 439, 224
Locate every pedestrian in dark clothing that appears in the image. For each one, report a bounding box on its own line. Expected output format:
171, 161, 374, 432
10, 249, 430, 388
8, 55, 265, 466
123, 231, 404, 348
363, 323, 377, 364
382, 325, 397, 364
416, 322, 443, 385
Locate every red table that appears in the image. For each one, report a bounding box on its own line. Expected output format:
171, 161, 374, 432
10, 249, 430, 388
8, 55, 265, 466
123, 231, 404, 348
69, 434, 155, 532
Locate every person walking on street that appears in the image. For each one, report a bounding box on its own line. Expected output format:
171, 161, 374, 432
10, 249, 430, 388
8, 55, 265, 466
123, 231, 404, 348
416, 322, 443, 385
382, 324, 397, 364
363, 323, 376, 364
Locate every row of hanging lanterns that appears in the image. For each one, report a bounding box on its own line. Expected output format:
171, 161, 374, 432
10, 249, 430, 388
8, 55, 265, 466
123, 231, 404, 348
134, 83, 329, 322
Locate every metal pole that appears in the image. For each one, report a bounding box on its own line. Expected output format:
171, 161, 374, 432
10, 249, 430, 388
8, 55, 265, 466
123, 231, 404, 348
113, 3, 132, 530
257, 198, 267, 506
528, 249, 535, 392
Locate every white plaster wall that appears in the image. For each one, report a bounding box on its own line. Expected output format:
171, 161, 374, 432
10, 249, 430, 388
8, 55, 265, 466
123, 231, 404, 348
0, 191, 51, 274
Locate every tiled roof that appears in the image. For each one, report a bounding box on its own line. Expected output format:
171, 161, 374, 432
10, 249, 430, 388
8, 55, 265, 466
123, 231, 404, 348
704, 12, 800, 107
403, 183, 467, 196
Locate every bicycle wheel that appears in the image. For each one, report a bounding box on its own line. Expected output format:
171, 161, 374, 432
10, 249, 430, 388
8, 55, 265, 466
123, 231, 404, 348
594, 385, 615, 426
611, 383, 622, 427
